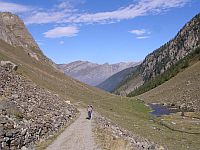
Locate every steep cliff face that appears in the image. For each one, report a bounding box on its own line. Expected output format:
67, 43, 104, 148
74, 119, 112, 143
0, 12, 39, 50
141, 13, 200, 81
58, 61, 137, 86
0, 12, 60, 70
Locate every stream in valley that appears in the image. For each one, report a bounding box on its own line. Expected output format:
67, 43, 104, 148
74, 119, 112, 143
149, 103, 179, 117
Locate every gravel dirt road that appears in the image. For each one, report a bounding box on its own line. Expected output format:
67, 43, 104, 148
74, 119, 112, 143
46, 109, 100, 150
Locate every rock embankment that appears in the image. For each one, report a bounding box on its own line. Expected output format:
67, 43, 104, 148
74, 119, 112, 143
95, 114, 164, 150
0, 63, 78, 149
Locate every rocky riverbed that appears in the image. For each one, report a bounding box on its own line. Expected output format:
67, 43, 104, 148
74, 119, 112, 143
0, 62, 78, 149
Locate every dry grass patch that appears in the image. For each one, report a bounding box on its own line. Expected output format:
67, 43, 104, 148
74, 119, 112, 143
94, 127, 133, 150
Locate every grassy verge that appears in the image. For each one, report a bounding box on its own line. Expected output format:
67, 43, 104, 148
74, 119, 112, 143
154, 112, 200, 135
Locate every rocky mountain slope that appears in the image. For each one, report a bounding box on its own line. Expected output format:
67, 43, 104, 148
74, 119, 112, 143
58, 61, 137, 86
0, 63, 78, 149
114, 13, 200, 95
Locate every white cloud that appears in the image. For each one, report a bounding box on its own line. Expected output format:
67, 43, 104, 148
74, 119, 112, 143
129, 29, 151, 39
23, 0, 190, 25
25, 11, 67, 24
56, 1, 70, 9
129, 29, 150, 36
24, 0, 77, 25
136, 36, 150, 39
62, 0, 190, 24
54, 1, 77, 13
44, 26, 79, 38
59, 41, 65, 44
0, 1, 32, 13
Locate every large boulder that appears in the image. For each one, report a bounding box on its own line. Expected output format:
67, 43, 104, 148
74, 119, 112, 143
0, 61, 18, 71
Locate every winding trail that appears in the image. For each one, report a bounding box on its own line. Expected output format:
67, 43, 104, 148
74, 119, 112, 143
46, 109, 100, 150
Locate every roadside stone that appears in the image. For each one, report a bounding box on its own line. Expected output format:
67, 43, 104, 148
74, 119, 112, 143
0, 126, 5, 136
21, 146, 28, 150
2, 109, 7, 115
158, 146, 165, 150
1, 141, 7, 148
0, 61, 18, 71
11, 94, 19, 99
21, 129, 27, 136
0, 116, 8, 125
4, 137, 10, 142
5, 131, 13, 137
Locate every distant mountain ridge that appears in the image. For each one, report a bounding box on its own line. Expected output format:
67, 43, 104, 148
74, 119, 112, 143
58, 61, 138, 86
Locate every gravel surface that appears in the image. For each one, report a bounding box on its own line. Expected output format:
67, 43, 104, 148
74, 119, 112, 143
46, 109, 100, 150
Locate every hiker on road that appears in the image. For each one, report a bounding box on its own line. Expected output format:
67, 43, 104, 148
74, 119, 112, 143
87, 105, 93, 120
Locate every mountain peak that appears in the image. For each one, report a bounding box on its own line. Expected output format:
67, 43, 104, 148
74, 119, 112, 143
0, 12, 39, 50
0, 12, 60, 70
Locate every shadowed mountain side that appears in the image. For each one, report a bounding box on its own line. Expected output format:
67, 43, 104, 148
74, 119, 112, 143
97, 65, 139, 92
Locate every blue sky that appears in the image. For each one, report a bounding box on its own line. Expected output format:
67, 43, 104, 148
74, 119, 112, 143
0, 0, 200, 64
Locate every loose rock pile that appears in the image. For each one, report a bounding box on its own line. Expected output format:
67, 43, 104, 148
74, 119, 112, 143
95, 114, 165, 150
0, 63, 78, 149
